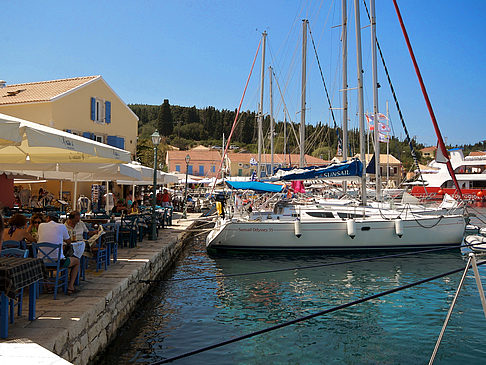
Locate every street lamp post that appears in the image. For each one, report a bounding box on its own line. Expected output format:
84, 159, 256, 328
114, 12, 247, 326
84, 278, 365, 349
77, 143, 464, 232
151, 130, 161, 240
182, 154, 190, 219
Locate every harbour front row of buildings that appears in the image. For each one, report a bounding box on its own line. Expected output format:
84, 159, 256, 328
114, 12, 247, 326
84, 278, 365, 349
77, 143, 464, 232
0, 74, 410, 209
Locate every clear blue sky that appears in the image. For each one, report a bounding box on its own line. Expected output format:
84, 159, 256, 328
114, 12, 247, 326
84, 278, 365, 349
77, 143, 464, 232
4, 0, 485, 146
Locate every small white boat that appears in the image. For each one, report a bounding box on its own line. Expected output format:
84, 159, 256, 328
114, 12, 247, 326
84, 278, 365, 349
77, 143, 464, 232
465, 235, 486, 252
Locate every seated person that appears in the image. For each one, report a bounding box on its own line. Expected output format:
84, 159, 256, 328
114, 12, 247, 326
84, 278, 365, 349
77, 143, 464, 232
115, 199, 128, 214
27, 213, 45, 242
129, 201, 140, 215
38, 214, 80, 294
2, 213, 36, 246
65, 211, 98, 241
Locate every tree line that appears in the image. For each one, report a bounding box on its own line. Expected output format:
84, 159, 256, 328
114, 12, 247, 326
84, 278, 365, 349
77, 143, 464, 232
129, 100, 485, 171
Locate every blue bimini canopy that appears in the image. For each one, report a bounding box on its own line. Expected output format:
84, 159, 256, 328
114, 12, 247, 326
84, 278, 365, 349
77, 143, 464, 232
270, 159, 363, 181
225, 180, 285, 193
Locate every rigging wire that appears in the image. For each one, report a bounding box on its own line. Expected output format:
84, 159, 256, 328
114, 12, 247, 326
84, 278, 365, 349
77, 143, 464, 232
147, 259, 486, 364
360, 0, 425, 192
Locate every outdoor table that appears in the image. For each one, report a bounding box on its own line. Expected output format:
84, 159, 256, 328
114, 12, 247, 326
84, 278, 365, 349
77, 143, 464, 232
0, 257, 45, 338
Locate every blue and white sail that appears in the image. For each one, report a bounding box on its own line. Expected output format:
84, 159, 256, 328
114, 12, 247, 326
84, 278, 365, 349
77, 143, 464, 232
269, 159, 363, 181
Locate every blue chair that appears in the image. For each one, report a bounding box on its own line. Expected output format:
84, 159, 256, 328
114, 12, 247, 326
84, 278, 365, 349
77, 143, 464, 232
2, 240, 21, 249
0, 248, 29, 323
119, 216, 137, 248
32, 243, 68, 299
89, 235, 108, 272
103, 231, 117, 265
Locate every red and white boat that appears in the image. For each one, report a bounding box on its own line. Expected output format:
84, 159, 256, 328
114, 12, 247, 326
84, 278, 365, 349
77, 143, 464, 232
411, 148, 486, 201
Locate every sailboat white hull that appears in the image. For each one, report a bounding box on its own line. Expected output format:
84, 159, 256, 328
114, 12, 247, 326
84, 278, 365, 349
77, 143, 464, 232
206, 215, 465, 251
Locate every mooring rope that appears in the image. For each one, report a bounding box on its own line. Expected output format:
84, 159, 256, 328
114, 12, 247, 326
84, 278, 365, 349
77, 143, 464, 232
147, 259, 486, 364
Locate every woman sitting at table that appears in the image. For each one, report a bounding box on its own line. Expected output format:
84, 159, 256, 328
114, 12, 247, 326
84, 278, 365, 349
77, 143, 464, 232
129, 201, 140, 215
27, 213, 44, 242
2, 214, 36, 245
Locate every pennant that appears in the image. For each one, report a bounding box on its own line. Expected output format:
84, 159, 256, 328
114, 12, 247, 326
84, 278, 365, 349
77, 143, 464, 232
379, 132, 390, 143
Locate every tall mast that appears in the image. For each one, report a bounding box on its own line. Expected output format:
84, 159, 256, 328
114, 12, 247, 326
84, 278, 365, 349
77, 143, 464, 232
354, 0, 367, 205
342, 0, 348, 193
370, 0, 381, 201
269, 66, 274, 174
283, 114, 287, 166
257, 31, 267, 178
300, 20, 308, 168
386, 100, 390, 185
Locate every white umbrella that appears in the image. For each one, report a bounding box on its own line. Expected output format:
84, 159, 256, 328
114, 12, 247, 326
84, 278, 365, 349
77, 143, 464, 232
0, 113, 131, 164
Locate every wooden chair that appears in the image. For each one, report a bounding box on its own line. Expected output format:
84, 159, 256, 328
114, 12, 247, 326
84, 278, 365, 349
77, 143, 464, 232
89, 235, 108, 272
32, 243, 68, 299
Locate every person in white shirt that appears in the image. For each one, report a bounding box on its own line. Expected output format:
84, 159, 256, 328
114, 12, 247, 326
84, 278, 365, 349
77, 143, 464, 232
38, 214, 80, 294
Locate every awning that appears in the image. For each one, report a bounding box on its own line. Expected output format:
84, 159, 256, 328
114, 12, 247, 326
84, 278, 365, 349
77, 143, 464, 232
0, 113, 131, 164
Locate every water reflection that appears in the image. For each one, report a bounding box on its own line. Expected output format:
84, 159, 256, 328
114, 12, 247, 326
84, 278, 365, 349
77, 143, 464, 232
100, 234, 486, 365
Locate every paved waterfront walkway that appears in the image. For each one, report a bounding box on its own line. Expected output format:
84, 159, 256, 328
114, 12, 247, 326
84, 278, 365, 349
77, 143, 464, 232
0, 213, 201, 365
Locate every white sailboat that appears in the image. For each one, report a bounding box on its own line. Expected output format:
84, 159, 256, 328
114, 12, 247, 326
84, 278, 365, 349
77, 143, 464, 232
206, 0, 465, 252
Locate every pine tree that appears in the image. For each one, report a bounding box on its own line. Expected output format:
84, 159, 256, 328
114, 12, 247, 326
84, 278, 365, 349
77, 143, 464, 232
157, 99, 174, 136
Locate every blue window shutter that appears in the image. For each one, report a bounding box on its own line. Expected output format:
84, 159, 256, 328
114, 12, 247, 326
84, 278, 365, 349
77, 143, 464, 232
82, 132, 91, 139
199, 165, 204, 176
90, 97, 96, 120
107, 135, 117, 147
176, 165, 181, 172
119, 137, 125, 149
66, 129, 72, 133
90, 133, 95, 140
105, 101, 111, 123
187, 165, 193, 174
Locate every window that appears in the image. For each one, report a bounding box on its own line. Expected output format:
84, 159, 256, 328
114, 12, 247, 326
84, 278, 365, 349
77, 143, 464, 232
175, 165, 181, 172
94, 134, 104, 143
393, 167, 398, 174
211, 165, 216, 173
91, 97, 111, 124
238, 169, 242, 176
199, 165, 204, 176
306, 212, 335, 218
238, 163, 243, 167
187, 165, 193, 174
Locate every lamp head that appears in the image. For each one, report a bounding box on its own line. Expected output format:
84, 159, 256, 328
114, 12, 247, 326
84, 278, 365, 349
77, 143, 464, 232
151, 130, 161, 146
185, 154, 191, 164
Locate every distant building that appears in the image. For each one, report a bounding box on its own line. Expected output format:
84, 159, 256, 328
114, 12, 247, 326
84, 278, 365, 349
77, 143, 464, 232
166, 149, 222, 177
420, 146, 437, 159
468, 151, 486, 157
227, 153, 329, 177
355, 153, 403, 187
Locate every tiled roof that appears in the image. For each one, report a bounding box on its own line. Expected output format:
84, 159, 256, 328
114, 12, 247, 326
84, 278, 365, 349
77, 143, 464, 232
469, 151, 486, 156
227, 153, 329, 166
420, 146, 437, 152
167, 150, 222, 162
355, 153, 401, 164
0, 76, 100, 105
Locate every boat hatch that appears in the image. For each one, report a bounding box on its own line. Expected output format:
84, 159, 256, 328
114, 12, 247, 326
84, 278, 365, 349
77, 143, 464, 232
306, 211, 335, 218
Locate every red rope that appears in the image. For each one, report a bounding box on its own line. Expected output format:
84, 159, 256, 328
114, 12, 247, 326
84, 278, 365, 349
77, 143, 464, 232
210, 38, 262, 196
392, 0, 463, 200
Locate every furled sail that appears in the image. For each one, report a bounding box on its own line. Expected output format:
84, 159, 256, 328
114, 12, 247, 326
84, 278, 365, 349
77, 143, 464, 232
269, 159, 363, 181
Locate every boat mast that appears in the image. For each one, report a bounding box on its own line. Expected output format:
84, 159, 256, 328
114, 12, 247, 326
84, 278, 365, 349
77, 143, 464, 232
342, 0, 348, 193
370, 0, 381, 201
269, 66, 274, 174
354, 0, 367, 205
386, 100, 390, 185
284, 114, 287, 166
257, 31, 267, 178
300, 19, 308, 168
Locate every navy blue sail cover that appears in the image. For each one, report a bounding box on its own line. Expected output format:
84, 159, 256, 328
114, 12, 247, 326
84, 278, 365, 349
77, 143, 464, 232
271, 159, 363, 181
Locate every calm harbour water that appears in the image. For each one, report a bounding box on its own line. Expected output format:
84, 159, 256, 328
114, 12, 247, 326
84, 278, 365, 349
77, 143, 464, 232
100, 211, 486, 365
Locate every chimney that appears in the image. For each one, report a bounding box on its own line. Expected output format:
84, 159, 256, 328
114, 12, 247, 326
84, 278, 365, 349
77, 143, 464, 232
0, 80, 6, 88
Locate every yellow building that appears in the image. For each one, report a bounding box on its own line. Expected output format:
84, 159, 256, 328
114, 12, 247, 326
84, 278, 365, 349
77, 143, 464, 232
0, 76, 138, 203
0, 75, 138, 156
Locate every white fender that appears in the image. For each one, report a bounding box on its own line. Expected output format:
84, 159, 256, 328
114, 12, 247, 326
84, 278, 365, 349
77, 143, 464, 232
480, 227, 486, 237
395, 218, 403, 238
346, 218, 356, 239
294, 218, 302, 238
